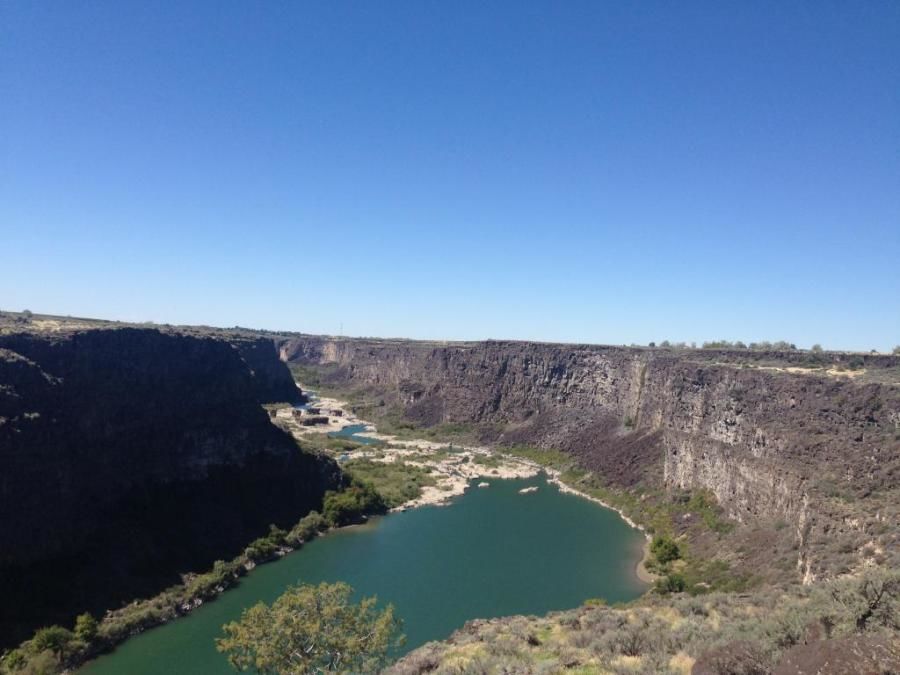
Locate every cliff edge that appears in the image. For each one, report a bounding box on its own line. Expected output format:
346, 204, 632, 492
0, 328, 340, 647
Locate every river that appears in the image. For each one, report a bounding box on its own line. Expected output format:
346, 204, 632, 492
82, 474, 646, 674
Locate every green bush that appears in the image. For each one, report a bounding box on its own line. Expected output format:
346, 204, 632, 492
651, 535, 681, 565
287, 511, 326, 545
244, 537, 280, 562
73, 613, 98, 643
655, 573, 686, 595
1, 649, 27, 671
30, 626, 75, 664
186, 560, 240, 597
243, 523, 291, 562
266, 524, 287, 545
323, 482, 386, 527
217, 581, 403, 673
343, 459, 436, 508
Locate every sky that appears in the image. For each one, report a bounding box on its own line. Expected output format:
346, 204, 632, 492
2, 2, 898, 350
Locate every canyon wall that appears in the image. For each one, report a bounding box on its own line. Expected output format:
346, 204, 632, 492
281, 337, 900, 579
0, 328, 341, 646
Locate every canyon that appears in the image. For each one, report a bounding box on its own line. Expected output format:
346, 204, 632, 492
0, 326, 341, 647
279, 336, 900, 584
1, 316, 898, 672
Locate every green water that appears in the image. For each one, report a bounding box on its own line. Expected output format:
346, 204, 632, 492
83, 475, 646, 674
328, 423, 382, 446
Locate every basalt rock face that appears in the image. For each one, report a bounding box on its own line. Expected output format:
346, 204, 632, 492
281, 337, 900, 579
0, 328, 340, 647
230, 335, 304, 404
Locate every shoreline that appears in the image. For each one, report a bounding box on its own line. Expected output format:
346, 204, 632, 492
289, 387, 656, 586
541, 470, 656, 585
76, 390, 654, 670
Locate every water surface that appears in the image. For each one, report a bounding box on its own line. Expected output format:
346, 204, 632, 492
328, 422, 382, 446
83, 475, 645, 674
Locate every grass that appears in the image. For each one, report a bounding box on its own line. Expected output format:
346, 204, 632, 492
287, 363, 347, 395
499, 444, 573, 471
471, 454, 502, 469
343, 459, 437, 509
370, 417, 477, 443
297, 433, 375, 454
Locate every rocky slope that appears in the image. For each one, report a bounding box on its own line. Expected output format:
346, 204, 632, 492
388, 571, 900, 675
0, 328, 341, 647
279, 337, 900, 583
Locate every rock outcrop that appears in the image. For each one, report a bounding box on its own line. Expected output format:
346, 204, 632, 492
280, 337, 900, 580
0, 328, 340, 647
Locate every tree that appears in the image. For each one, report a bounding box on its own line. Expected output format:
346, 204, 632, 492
893, 346, 900, 355
650, 535, 681, 565
322, 482, 385, 527
30, 626, 74, 664
217, 582, 403, 674
811, 344, 823, 352
74, 613, 98, 643
829, 570, 899, 632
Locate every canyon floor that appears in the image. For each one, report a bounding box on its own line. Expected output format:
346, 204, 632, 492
271, 391, 659, 584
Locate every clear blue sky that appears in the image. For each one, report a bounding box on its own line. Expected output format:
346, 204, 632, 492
2, 2, 898, 350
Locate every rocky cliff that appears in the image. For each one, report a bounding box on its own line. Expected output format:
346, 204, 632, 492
280, 337, 900, 582
0, 328, 340, 647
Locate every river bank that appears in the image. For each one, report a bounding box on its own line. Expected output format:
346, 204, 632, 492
282, 390, 657, 584
63, 391, 653, 673
82, 474, 648, 675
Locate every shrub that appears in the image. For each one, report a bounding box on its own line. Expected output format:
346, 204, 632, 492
73, 613, 98, 643
323, 481, 386, 527
30, 626, 75, 664
703, 340, 733, 349
651, 535, 681, 565
244, 537, 279, 563
827, 569, 900, 631
265, 524, 287, 545
216, 582, 403, 673
1, 649, 27, 671
655, 573, 686, 595
343, 459, 437, 508
287, 511, 325, 545
187, 560, 239, 597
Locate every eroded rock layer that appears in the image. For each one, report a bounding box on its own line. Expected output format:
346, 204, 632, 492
0, 328, 340, 646
280, 337, 900, 580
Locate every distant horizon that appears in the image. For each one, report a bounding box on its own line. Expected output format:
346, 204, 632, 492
3, 307, 896, 354
3, 3, 898, 352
